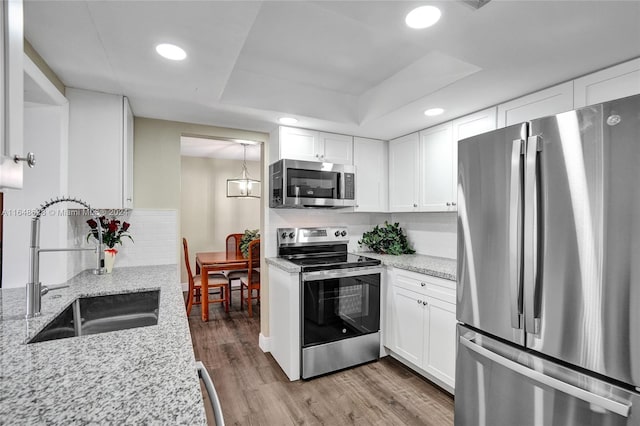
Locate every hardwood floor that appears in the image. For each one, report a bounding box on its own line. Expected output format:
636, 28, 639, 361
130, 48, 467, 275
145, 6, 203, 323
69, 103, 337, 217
188, 295, 454, 426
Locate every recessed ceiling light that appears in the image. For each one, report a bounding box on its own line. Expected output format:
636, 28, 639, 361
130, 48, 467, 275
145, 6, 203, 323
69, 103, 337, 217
279, 117, 298, 125
155, 43, 187, 61
405, 6, 442, 29
424, 108, 445, 117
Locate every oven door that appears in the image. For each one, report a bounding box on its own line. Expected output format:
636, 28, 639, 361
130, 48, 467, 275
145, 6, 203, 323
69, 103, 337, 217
301, 267, 381, 347
301, 266, 382, 378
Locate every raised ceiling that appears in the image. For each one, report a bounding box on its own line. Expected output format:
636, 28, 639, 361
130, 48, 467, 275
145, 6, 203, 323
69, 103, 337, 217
24, 0, 640, 140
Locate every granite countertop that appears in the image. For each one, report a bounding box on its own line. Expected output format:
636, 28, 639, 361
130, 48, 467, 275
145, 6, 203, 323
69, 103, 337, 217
0, 265, 206, 425
266, 253, 456, 281
362, 253, 456, 281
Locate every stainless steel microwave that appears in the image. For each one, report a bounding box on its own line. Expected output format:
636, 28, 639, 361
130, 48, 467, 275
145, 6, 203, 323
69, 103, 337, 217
269, 159, 356, 208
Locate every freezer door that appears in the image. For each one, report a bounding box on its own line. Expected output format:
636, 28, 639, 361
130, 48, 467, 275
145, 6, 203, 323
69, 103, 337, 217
526, 94, 640, 388
457, 124, 527, 345
455, 325, 639, 426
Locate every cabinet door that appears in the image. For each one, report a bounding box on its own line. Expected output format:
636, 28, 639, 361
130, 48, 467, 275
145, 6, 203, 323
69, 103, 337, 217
123, 97, 134, 208
353, 137, 387, 212
68, 88, 124, 208
388, 133, 419, 212
418, 123, 453, 211
390, 285, 424, 366
279, 126, 320, 162
423, 296, 457, 389
0, 0, 24, 189
497, 81, 574, 128
318, 131, 352, 164
574, 58, 640, 108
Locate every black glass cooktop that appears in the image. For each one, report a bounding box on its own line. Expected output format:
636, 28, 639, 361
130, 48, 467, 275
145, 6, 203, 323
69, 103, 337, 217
286, 253, 381, 272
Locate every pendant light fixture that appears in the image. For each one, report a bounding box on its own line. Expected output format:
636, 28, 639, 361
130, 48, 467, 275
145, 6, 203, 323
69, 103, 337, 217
227, 143, 261, 199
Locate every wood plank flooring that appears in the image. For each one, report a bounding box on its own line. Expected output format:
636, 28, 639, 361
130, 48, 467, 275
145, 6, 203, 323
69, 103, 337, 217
188, 294, 454, 426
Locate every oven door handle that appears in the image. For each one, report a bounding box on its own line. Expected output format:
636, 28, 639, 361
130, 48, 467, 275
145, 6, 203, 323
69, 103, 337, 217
302, 266, 384, 281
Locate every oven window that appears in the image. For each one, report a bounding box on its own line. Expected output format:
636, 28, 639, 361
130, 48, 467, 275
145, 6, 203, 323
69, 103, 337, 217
287, 168, 339, 199
302, 273, 380, 347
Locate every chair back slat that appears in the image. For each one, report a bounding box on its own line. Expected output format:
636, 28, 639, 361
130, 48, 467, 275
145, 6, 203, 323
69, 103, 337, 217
226, 233, 244, 258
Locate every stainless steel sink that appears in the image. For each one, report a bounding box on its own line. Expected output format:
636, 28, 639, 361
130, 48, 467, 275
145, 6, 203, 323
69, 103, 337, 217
28, 290, 160, 343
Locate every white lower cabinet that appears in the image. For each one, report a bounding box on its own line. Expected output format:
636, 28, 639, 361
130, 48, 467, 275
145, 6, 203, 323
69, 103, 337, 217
385, 267, 457, 392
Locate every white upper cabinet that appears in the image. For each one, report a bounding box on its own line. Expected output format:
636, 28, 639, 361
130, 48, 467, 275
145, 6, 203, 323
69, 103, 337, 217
68, 88, 134, 209
574, 58, 640, 108
419, 123, 454, 211
388, 132, 419, 212
497, 81, 574, 128
318, 131, 353, 164
0, 0, 24, 190
277, 126, 353, 164
388, 108, 496, 213
353, 137, 387, 212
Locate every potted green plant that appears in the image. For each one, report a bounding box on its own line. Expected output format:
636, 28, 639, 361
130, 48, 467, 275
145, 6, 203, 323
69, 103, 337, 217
240, 229, 260, 258
358, 221, 415, 255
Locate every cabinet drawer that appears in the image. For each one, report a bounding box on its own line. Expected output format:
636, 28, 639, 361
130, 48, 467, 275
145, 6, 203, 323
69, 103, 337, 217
393, 268, 456, 303
393, 268, 431, 295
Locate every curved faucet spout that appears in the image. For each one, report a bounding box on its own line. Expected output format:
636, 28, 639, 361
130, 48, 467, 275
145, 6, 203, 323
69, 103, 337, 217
26, 197, 106, 319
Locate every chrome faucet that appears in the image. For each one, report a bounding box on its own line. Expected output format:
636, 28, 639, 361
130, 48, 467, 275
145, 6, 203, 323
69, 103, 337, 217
26, 197, 105, 319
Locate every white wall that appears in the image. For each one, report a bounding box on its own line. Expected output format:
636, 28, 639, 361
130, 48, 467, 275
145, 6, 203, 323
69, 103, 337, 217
2, 104, 69, 288
390, 212, 457, 259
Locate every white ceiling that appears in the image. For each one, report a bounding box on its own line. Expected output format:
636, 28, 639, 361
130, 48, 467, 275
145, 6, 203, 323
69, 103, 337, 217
180, 136, 261, 161
23, 0, 640, 140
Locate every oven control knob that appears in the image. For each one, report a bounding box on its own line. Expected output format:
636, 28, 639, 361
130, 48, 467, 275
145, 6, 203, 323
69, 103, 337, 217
281, 232, 288, 239
289, 232, 295, 239
334, 231, 340, 237
340, 230, 347, 237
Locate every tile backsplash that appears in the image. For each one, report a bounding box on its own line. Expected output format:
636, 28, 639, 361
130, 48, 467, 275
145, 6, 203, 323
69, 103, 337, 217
68, 209, 178, 277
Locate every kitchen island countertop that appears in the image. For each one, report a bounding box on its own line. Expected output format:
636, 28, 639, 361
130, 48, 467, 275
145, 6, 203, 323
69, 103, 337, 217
0, 265, 206, 425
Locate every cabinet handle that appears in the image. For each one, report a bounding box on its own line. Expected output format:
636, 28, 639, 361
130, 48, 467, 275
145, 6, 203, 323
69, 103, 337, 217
14, 152, 36, 168
420, 282, 426, 287
446, 202, 451, 206
417, 299, 422, 305
422, 301, 428, 306
413, 203, 418, 208
126, 198, 132, 202
452, 202, 457, 206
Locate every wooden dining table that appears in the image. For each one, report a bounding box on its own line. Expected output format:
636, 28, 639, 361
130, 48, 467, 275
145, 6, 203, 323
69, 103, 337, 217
196, 251, 248, 321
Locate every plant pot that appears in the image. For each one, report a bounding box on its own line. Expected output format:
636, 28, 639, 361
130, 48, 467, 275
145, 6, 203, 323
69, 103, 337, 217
104, 248, 118, 273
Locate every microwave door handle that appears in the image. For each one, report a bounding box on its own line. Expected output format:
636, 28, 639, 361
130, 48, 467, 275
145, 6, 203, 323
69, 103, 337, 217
339, 172, 345, 200
509, 139, 524, 330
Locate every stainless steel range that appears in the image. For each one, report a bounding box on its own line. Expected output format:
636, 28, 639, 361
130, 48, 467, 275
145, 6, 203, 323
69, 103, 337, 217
277, 226, 382, 379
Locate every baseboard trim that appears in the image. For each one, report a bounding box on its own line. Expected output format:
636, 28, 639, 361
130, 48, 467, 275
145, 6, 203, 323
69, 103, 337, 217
259, 333, 271, 353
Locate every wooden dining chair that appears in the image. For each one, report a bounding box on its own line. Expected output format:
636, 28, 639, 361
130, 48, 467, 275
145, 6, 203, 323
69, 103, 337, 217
183, 238, 230, 316
240, 239, 260, 317
225, 233, 247, 303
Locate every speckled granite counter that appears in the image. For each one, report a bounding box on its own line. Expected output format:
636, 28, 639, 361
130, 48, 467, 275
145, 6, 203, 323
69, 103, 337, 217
266, 257, 301, 273
0, 265, 207, 425
359, 253, 457, 281
267, 254, 456, 281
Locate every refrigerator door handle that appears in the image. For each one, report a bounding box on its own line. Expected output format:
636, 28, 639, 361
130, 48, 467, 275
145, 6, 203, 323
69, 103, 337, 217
524, 135, 542, 334
459, 335, 632, 418
509, 139, 524, 329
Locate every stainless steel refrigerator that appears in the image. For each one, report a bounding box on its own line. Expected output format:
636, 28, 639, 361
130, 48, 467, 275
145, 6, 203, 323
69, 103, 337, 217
456, 93, 640, 425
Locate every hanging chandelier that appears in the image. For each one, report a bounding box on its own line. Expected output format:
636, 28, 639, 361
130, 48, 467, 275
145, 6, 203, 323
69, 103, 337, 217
227, 143, 261, 199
